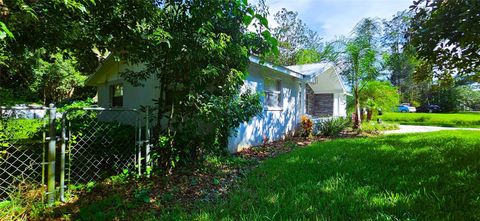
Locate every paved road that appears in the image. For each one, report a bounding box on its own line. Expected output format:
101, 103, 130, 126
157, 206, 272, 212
384, 125, 480, 134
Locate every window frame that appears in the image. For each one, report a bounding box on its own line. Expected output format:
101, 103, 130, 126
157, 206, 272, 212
110, 83, 124, 108
264, 77, 283, 111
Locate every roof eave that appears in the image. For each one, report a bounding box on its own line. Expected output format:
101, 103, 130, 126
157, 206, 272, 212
85, 53, 115, 86
249, 56, 305, 79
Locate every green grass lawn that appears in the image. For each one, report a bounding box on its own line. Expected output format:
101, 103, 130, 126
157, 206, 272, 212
380, 112, 480, 128
189, 131, 480, 220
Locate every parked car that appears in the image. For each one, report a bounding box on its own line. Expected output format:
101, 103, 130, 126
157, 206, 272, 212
417, 104, 441, 113
397, 104, 416, 113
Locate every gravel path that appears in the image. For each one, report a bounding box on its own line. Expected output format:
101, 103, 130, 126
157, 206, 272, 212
384, 125, 480, 134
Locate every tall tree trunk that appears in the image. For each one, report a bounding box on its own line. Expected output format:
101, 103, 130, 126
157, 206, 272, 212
367, 109, 373, 121
353, 84, 362, 129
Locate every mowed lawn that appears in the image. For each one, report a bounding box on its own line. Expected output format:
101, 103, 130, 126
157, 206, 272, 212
381, 112, 480, 128
190, 131, 480, 220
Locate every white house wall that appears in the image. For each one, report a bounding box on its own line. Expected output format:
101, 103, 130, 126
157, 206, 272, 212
94, 61, 301, 153
97, 63, 160, 109
227, 64, 301, 152
333, 93, 347, 117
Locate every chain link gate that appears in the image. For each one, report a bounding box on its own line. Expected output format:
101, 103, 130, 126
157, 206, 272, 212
64, 108, 141, 185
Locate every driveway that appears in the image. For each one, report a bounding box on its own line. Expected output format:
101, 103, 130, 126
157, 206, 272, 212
384, 125, 480, 134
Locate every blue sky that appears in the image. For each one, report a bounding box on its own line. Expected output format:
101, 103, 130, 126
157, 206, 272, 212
259, 0, 413, 40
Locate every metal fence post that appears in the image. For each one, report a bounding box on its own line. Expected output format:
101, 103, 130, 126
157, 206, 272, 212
145, 106, 151, 177
137, 119, 142, 176
47, 103, 56, 204
59, 115, 66, 202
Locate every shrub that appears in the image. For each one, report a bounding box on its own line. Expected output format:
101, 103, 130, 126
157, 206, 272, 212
315, 117, 350, 137
56, 98, 95, 112
300, 115, 313, 137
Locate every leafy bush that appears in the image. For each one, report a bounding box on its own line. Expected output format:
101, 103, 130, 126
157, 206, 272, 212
0, 88, 28, 106
300, 115, 313, 137
56, 98, 95, 112
0, 118, 44, 151
315, 117, 350, 137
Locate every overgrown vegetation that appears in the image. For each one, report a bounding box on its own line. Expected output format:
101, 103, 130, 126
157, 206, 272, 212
381, 112, 480, 128
0, 184, 45, 221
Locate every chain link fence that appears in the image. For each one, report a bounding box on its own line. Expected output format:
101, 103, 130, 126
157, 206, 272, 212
0, 107, 48, 201
0, 106, 152, 203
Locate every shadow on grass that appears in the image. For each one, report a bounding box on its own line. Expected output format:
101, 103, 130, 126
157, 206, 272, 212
41, 131, 480, 220
195, 131, 480, 220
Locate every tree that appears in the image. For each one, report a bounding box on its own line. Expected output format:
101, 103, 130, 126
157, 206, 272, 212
31, 51, 86, 104
409, 0, 480, 81
119, 0, 276, 169
0, 0, 94, 103
0, 0, 162, 104
382, 11, 417, 93
271, 8, 322, 65
337, 18, 382, 128
359, 81, 399, 120
455, 85, 480, 111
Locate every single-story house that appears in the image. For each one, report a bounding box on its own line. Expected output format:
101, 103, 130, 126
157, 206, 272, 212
86, 55, 348, 152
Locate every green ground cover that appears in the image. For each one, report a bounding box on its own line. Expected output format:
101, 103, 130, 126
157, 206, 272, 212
9, 131, 480, 220
192, 131, 480, 220
380, 112, 480, 128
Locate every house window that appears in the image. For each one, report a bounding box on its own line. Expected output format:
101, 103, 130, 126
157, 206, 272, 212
264, 77, 282, 109
110, 84, 123, 107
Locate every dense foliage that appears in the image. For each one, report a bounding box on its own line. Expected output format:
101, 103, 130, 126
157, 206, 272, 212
409, 0, 480, 82
359, 81, 399, 119
1, 0, 277, 169
113, 0, 276, 169
270, 8, 322, 65
0, 0, 163, 104
0, 0, 94, 104
382, 11, 424, 105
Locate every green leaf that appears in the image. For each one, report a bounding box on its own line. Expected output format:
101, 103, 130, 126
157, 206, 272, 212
247, 8, 255, 16
0, 22, 14, 39
243, 15, 253, 26
261, 30, 272, 39
255, 14, 269, 27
